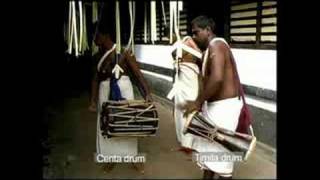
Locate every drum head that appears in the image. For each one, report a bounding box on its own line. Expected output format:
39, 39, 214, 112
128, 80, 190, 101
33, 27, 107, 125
182, 111, 197, 134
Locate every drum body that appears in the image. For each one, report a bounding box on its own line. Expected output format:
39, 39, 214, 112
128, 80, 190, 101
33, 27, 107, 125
183, 111, 256, 161
100, 100, 159, 138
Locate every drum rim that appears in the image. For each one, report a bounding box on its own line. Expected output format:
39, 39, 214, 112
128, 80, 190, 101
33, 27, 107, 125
104, 99, 152, 105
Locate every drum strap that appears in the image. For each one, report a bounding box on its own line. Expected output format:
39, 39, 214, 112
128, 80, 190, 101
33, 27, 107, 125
109, 54, 126, 101
97, 44, 116, 71
203, 38, 254, 135
167, 36, 201, 100
227, 40, 253, 135
112, 1, 124, 80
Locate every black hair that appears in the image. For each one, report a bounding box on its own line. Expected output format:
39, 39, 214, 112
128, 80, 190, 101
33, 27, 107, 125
191, 15, 216, 34
97, 22, 116, 42
95, 1, 116, 42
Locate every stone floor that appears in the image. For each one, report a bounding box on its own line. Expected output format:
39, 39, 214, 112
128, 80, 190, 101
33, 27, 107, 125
43, 92, 277, 179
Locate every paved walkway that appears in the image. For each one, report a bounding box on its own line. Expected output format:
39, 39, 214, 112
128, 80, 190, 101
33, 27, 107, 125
43, 93, 276, 179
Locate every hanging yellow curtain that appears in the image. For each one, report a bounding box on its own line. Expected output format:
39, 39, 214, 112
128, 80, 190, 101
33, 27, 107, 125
92, 2, 98, 23
170, 1, 183, 44
150, 1, 157, 44
144, 2, 148, 43
78, 1, 83, 53
126, 0, 136, 54
91, 2, 99, 55
67, 1, 73, 54
81, 3, 89, 54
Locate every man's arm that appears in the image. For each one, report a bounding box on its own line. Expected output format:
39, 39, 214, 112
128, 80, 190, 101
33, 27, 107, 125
196, 41, 226, 104
88, 70, 99, 112
124, 50, 153, 101
88, 53, 101, 112
184, 41, 226, 113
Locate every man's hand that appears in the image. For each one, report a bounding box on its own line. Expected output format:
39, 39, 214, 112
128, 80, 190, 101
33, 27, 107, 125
145, 94, 153, 102
182, 100, 201, 117
88, 103, 97, 113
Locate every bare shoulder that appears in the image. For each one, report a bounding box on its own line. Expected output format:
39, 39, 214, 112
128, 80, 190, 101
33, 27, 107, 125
209, 40, 228, 52
123, 51, 139, 69
127, 53, 138, 63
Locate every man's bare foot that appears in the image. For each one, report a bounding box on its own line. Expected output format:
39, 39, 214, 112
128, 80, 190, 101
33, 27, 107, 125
88, 104, 97, 112
131, 163, 145, 174
102, 163, 116, 173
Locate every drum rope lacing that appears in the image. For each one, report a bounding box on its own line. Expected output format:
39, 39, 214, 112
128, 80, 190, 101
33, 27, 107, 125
208, 126, 219, 141
196, 114, 219, 142
126, 104, 154, 126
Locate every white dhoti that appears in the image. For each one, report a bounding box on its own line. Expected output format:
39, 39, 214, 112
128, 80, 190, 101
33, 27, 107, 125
96, 76, 138, 159
174, 62, 199, 149
192, 97, 242, 176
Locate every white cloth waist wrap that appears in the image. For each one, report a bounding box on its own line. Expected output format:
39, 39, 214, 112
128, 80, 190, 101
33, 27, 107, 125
192, 37, 243, 175
192, 97, 242, 175
96, 76, 138, 158
174, 62, 200, 149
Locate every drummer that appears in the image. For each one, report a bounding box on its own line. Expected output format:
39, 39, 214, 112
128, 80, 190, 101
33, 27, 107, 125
183, 16, 244, 179
170, 34, 203, 155
92, 22, 152, 173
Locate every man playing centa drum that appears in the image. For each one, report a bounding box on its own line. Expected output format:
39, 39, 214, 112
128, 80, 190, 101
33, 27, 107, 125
91, 22, 152, 173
